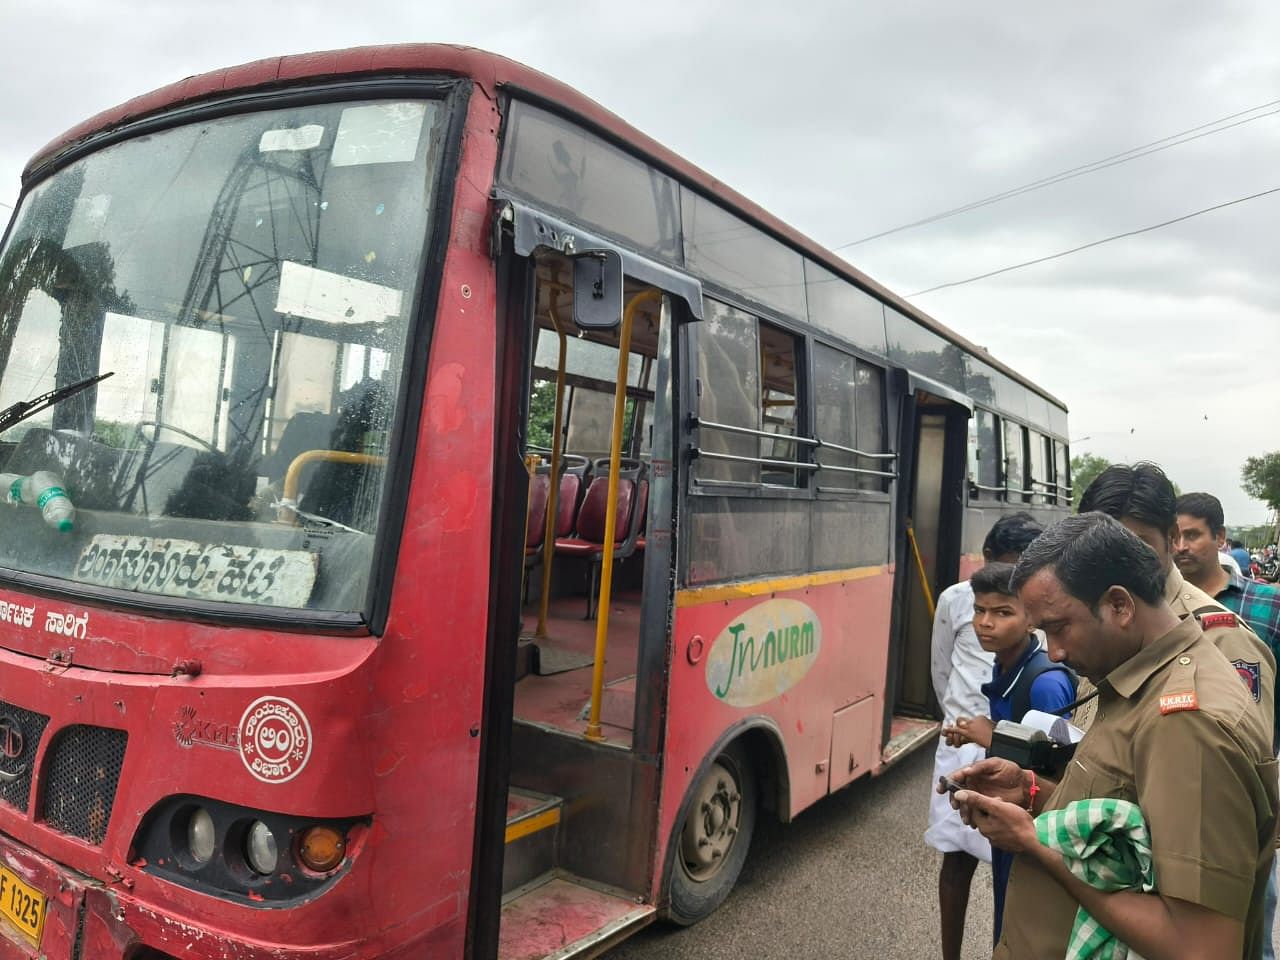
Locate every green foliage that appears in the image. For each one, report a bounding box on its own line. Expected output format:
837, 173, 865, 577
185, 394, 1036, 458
527, 380, 558, 451
1228, 524, 1277, 550
1070, 453, 1111, 510
1242, 451, 1280, 513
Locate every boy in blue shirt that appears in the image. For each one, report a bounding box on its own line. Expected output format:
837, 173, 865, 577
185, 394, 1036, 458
941, 561, 1076, 943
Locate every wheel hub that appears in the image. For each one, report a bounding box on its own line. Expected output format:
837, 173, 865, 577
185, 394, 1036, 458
680, 760, 742, 882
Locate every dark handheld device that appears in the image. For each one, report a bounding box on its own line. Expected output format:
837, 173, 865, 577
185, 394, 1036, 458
938, 775, 963, 794
988, 720, 1075, 775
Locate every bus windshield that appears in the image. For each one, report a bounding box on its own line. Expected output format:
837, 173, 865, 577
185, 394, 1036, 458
0, 97, 445, 614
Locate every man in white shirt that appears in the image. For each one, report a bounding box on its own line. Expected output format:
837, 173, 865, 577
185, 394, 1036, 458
926, 512, 1044, 960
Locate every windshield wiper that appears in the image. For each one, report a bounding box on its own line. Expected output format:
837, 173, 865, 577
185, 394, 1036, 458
0, 372, 115, 436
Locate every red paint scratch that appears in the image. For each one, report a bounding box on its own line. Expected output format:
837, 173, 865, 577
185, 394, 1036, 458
427, 363, 467, 434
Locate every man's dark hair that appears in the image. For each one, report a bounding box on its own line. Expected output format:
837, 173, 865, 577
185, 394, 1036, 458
1011, 512, 1166, 608
1078, 462, 1177, 533
971, 562, 1017, 599
982, 512, 1044, 559
1175, 492, 1225, 536
1230, 539, 1244, 550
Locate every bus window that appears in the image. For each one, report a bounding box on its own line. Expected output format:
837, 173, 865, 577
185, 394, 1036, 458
694, 300, 761, 487
1028, 431, 1051, 505
814, 343, 858, 491
759, 322, 800, 487
854, 360, 886, 491
1004, 420, 1027, 503
969, 409, 1002, 499
1054, 439, 1070, 504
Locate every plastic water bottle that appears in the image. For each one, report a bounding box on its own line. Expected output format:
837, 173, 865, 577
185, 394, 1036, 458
0, 471, 75, 531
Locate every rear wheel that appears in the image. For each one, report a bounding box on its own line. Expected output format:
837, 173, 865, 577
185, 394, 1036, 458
665, 742, 756, 925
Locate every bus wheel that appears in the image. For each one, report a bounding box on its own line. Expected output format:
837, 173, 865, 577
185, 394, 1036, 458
666, 742, 756, 925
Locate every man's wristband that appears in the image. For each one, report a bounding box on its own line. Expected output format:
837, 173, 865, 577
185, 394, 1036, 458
1026, 770, 1039, 812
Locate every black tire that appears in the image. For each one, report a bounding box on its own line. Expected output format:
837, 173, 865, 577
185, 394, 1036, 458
663, 741, 757, 926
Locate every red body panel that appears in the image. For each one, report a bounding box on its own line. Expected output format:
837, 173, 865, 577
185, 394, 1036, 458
652, 570, 895, 893
0, 75, 504, 960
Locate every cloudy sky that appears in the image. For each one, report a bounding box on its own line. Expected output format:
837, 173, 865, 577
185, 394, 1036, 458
2, 1, 1277, 525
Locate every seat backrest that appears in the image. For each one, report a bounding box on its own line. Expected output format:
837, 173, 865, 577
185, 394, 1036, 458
575, 475, 636, 544
555, 473, 581, 538
525, 473, 551, 549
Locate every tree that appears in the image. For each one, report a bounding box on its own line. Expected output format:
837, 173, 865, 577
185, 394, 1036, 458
1070, 453, 1111, 510
1242, 452, 1280, 514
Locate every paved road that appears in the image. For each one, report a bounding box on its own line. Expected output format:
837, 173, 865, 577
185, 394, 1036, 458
604, 745, 996, 960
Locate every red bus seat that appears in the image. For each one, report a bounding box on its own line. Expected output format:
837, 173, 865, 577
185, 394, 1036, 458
554, 476, 636, 557
524, 472, 551, 554
633, 479, 649, 552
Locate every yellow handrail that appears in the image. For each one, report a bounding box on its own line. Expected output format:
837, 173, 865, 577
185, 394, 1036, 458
585, 288, 661, 741
280, 450, 388, 525
535, 291, 569, 639
905, 520, 936, 621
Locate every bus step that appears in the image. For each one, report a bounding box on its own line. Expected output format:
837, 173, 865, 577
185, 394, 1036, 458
881, 714, 941, 767
504, 788, 564, 894
575, 674, 636, 731
499, 872, 653, 960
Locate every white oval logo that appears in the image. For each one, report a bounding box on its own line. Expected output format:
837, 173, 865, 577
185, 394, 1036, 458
704, 598, 822, 707
239, 696, 312, 784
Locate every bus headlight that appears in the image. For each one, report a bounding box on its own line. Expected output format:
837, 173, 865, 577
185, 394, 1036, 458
187, 807, 216, 864
245, 820, 278, 875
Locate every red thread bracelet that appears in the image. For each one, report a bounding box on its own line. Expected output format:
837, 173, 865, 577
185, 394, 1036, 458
1026, 770, 1039, 812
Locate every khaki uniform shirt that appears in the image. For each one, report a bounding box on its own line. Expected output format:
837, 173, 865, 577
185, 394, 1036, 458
1073, 567, 1275, 734
996, 618, 1279, 960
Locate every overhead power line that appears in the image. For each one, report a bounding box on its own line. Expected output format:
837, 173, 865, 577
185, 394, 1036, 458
0, 200, 13, 211
836, 97, 1280, 250
908, 184, 1280, 297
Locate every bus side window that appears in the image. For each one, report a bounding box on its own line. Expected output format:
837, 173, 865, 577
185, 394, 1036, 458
1004, 420, 1027, 504
970, 409, 1001, 499
758, 321, 801, 487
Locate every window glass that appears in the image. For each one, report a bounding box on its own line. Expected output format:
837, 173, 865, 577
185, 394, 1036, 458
995, 372, 1030, 421
1004, 420, 1027, 502
963, 356, 998, 407
0, 98, 445, 613
1048, 402, 1069, 439
564, 387, 616, 459
884, 309, 966, 391
814, 344, 857, 490
1054, 440, 1070, 505
694, 300, 760, 485
803, 261, 887, 355
1028, 431, 1050, 505
971, 409, 1001, 495
854, 361, 886, 492
498, 101, 680, 261
534, 330, 644, 387
759, 322, 800, 486
682, 187, 806, 319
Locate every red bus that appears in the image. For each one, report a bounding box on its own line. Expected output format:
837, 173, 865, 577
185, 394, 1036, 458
0, 45, 1070, 960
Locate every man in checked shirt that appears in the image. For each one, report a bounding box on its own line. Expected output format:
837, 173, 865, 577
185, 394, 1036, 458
1176, 491, 1280, 959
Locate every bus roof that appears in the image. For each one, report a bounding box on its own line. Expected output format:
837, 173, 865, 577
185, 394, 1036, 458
24, 43, 1065, 413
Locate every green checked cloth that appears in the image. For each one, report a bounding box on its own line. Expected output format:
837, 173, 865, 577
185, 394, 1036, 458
1035, 798, 1155, 960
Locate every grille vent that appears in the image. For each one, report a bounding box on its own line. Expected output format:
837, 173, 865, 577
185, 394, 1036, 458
42, 726, 128, 845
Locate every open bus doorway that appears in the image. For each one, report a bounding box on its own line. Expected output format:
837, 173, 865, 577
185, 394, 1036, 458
885, 385, 970, 760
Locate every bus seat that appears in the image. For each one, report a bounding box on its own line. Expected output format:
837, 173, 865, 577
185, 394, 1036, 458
5, 427, 125, 512
633, 479, 650, 553
554, 476, 636, 558
553, 472, 582, 539
525, 472, 551, 554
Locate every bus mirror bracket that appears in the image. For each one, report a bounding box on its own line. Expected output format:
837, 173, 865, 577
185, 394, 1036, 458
496, 195, 705, 320
571, 249, 623, 330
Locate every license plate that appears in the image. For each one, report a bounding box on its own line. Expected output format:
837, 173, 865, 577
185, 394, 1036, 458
0, 865, 45, 943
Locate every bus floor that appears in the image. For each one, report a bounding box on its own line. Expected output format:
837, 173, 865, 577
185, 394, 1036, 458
515, 590, 642, 749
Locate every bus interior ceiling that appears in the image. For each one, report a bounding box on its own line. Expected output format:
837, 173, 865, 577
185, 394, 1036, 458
511, 256, 663, 749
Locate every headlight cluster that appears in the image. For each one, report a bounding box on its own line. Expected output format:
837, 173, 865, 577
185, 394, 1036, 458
132, 796, 363, 905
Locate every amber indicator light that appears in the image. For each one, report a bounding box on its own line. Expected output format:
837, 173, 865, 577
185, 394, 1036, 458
298, 826, 346, 872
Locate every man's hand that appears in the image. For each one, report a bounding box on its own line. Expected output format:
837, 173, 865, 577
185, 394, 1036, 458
952, 790, 1038, 853
941, 756, 1028, 806
941, 716, 994, 749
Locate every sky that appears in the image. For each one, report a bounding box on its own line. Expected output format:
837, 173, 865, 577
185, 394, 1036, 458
1, 0, 1277, 525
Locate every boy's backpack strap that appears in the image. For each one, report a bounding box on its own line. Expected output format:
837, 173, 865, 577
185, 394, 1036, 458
1010, 648, 1075, 723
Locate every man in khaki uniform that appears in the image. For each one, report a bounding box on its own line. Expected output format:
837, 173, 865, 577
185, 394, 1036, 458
948, 513, 1277, 959
1071, 462, 1274, 734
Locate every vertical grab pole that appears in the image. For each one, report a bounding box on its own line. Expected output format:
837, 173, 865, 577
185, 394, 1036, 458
906, 519, 937, 621
585, 289, 661, 742
535, 293, 569, 639
519, 454, 541, 600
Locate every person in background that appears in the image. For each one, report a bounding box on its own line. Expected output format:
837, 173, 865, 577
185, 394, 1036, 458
1077, 462, 1274, 735
925, 513, 1043, 960
1176, 491, 1280, 960
948, 513, 1278, 960
1232, 539, 1255, 578
941, 561, 1076, 945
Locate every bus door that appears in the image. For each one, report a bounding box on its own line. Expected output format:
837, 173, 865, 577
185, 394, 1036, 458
884, 375, 971, 762
477, 201, 703, 960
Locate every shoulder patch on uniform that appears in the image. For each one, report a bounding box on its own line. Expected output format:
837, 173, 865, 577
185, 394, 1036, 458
1198, 611, 1237, 631
1159, 691, 1200, 715
1232, 659, 1263, 702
